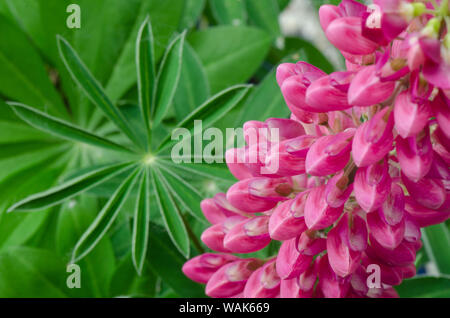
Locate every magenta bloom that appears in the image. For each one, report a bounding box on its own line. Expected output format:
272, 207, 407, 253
184, 0, 450, 299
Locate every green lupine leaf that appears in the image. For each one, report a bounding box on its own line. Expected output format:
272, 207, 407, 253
422, 224, 450, 275
71, 168, 140, 262
56, 195, 116, 298
8, 102, 133, 154
179, 0, 206, 30
106, 0, 185, 102
245, 0, 281, 39
156, 164, 206, 223
0, 14, 67, 118
152, 31, 186, 127
132, 169, 151, 275
188, 26, 271, 93
209, 0, 247, 26
158, 84, 251, 151
173, 42, 210, 122
151, 168, 190, 258
109, 253, 157, 297
396, 275, 450, 298
160, 160, 236, 185
0, 247, 71, 297
148, 223, 205, 297
136, 17, 156, 140
57, 35, 140, 147
8, 162, 134, 212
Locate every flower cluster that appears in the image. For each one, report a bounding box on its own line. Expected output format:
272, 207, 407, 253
183, 0, 450, 298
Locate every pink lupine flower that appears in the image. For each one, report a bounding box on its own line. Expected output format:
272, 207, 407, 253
305, 72, 354, 112
327, 212, 367, 277
182, 253, 238, 284
394, 90, 431, 138
184, 0, 450, 299
348, 65, 396, 106
223, 216, 271, 253
304, 185, 344, 230
396, 130, 433, 182
243, 259, 281, 298
226, 177, 291, 212
201, 216, 247, 253
354, 159, 391, 212
305, 129, 355, 176
317, 255, 351, 298
268, 191, 308, 241
205, 258, 263, 298
352, 107, 394, 167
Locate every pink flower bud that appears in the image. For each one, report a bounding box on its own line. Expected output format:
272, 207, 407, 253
431, 91, 450, 140
325, 172, 354, 208
403, 212, 421, 243
426, 151, 450, 181
224, 216, 271, 253
201, 193, 241, 224
319, 4, 342, 30
317, 254, 351, 298
367, 208, 405, 250
279, 62, 327, 116
402, 174, 446, 210
205, 258, 263, 298
368, 237, 416, 267
265, 118, 306, 141
305, 72, 354, 112
352, 107, 394, 167
201, 216, 247, 252
182, 253, 239, 284
226, 177, 291, 212
305, 129, 355, 176
305, 185, 344, 230
380, 183, 405, 226
348, 65, 395, 106
327, 213, 367, 277
354, 160, 391, 212
405, 196, 450, 227
396, 130, 433, 182
225, 148, 254, 181
243, 259, 280, 298
265, 139, 308, 177
326, 17, 378, 55
276, 236, 317, 280
394, 90, 431, 138
269, 192, 308, 241
243, 120, 269, 146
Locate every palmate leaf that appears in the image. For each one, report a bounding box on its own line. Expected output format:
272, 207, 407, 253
157, 84, 251, 151
151, 168, 190, 258
72, 167, 141, 262
132, 168, 151, 275
57, 35, 141, 147
8, 162, 135, 212
7, 102, 133, 154
152, 30, 186, 127
156, 163, 206, 223
136, 16, 156, 142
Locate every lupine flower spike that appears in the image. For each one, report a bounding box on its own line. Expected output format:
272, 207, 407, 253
184, 0, 450, 298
